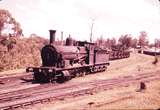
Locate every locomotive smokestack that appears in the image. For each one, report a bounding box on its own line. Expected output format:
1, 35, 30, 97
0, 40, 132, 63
49, 30, 56, 44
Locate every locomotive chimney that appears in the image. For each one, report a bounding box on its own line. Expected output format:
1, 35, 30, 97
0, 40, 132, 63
49, 30, 56, 44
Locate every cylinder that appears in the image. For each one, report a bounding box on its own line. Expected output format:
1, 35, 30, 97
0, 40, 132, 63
49, 30, 56, 44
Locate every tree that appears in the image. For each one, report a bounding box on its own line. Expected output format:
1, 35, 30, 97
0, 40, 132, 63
0, 9, 22, 38
131, 38, 138, 48
105, 38, 111, 48
0, 37, 16, 51
110, 37, 116, 47
104, 38, 116, 49
155, 39, 160, 48
138, 31, 149, 47
96, 35, 104, 46
118, 34, 132, 48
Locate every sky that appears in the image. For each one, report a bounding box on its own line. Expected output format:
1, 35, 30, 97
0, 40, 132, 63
0, 0, 160, 43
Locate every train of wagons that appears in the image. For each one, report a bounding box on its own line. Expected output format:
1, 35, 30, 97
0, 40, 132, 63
26, 30, 130, 83
109, 45, 130, 60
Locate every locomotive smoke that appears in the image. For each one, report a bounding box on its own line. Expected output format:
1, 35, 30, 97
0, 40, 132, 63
49, 30, 56, 44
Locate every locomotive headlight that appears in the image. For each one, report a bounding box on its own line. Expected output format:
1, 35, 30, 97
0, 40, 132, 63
29, 68, 33, 72
26, 67, 33, 72
39, 69, 42, 72
48, 69, 53, 73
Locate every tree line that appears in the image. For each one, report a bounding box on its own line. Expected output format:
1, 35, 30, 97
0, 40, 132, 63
96, 31, 159, 49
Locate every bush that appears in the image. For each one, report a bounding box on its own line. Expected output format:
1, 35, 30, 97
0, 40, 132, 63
0, 36, 48, 72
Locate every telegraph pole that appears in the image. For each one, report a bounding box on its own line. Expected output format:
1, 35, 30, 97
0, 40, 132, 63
61, 31, 63, 45
155, 39, 157, 56
90, 19, 95, 43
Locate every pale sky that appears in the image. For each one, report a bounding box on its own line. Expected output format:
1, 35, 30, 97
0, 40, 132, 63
0, 0, 160, 43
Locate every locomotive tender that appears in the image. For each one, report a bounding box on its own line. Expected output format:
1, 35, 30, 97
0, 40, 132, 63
26, 30, 110, 83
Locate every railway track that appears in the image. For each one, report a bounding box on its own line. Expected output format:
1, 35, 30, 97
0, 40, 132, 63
0, 71, 159, 110
0, 73, 32, 85
0, 72, 34, 96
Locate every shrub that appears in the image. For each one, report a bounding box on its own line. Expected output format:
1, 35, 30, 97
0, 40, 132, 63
0, 36, 48, 72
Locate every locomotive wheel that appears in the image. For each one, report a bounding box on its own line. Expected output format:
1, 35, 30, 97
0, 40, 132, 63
57, 71, 71, 83
76, 73, 80, 77
57, 75, 71, 83
57, 76, 66, 83
34, 72, 49, 83
81, 72, 86, 77
90, 67, 95, 73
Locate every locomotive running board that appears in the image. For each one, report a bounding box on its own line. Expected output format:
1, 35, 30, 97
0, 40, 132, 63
26, 62, 109, 73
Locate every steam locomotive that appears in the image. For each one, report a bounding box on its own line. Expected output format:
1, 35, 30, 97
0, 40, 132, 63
26, 30, 110, 83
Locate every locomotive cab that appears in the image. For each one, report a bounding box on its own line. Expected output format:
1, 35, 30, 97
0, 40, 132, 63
76, 41, 95, 64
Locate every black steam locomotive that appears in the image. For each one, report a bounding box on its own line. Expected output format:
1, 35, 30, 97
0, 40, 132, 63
26, 30, 110, 83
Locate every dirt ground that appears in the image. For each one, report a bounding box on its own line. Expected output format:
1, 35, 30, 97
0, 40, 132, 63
22, 52, 160, 110
0, 69, 25, 77
35, 80, 160, 110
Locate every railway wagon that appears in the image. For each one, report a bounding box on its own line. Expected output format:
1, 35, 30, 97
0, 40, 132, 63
109, 45, 130, 60
143, 50, 160, 56
26, 30, 110, 83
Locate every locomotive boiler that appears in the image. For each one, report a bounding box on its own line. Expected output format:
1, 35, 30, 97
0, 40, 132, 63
26, 30, 110, 83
